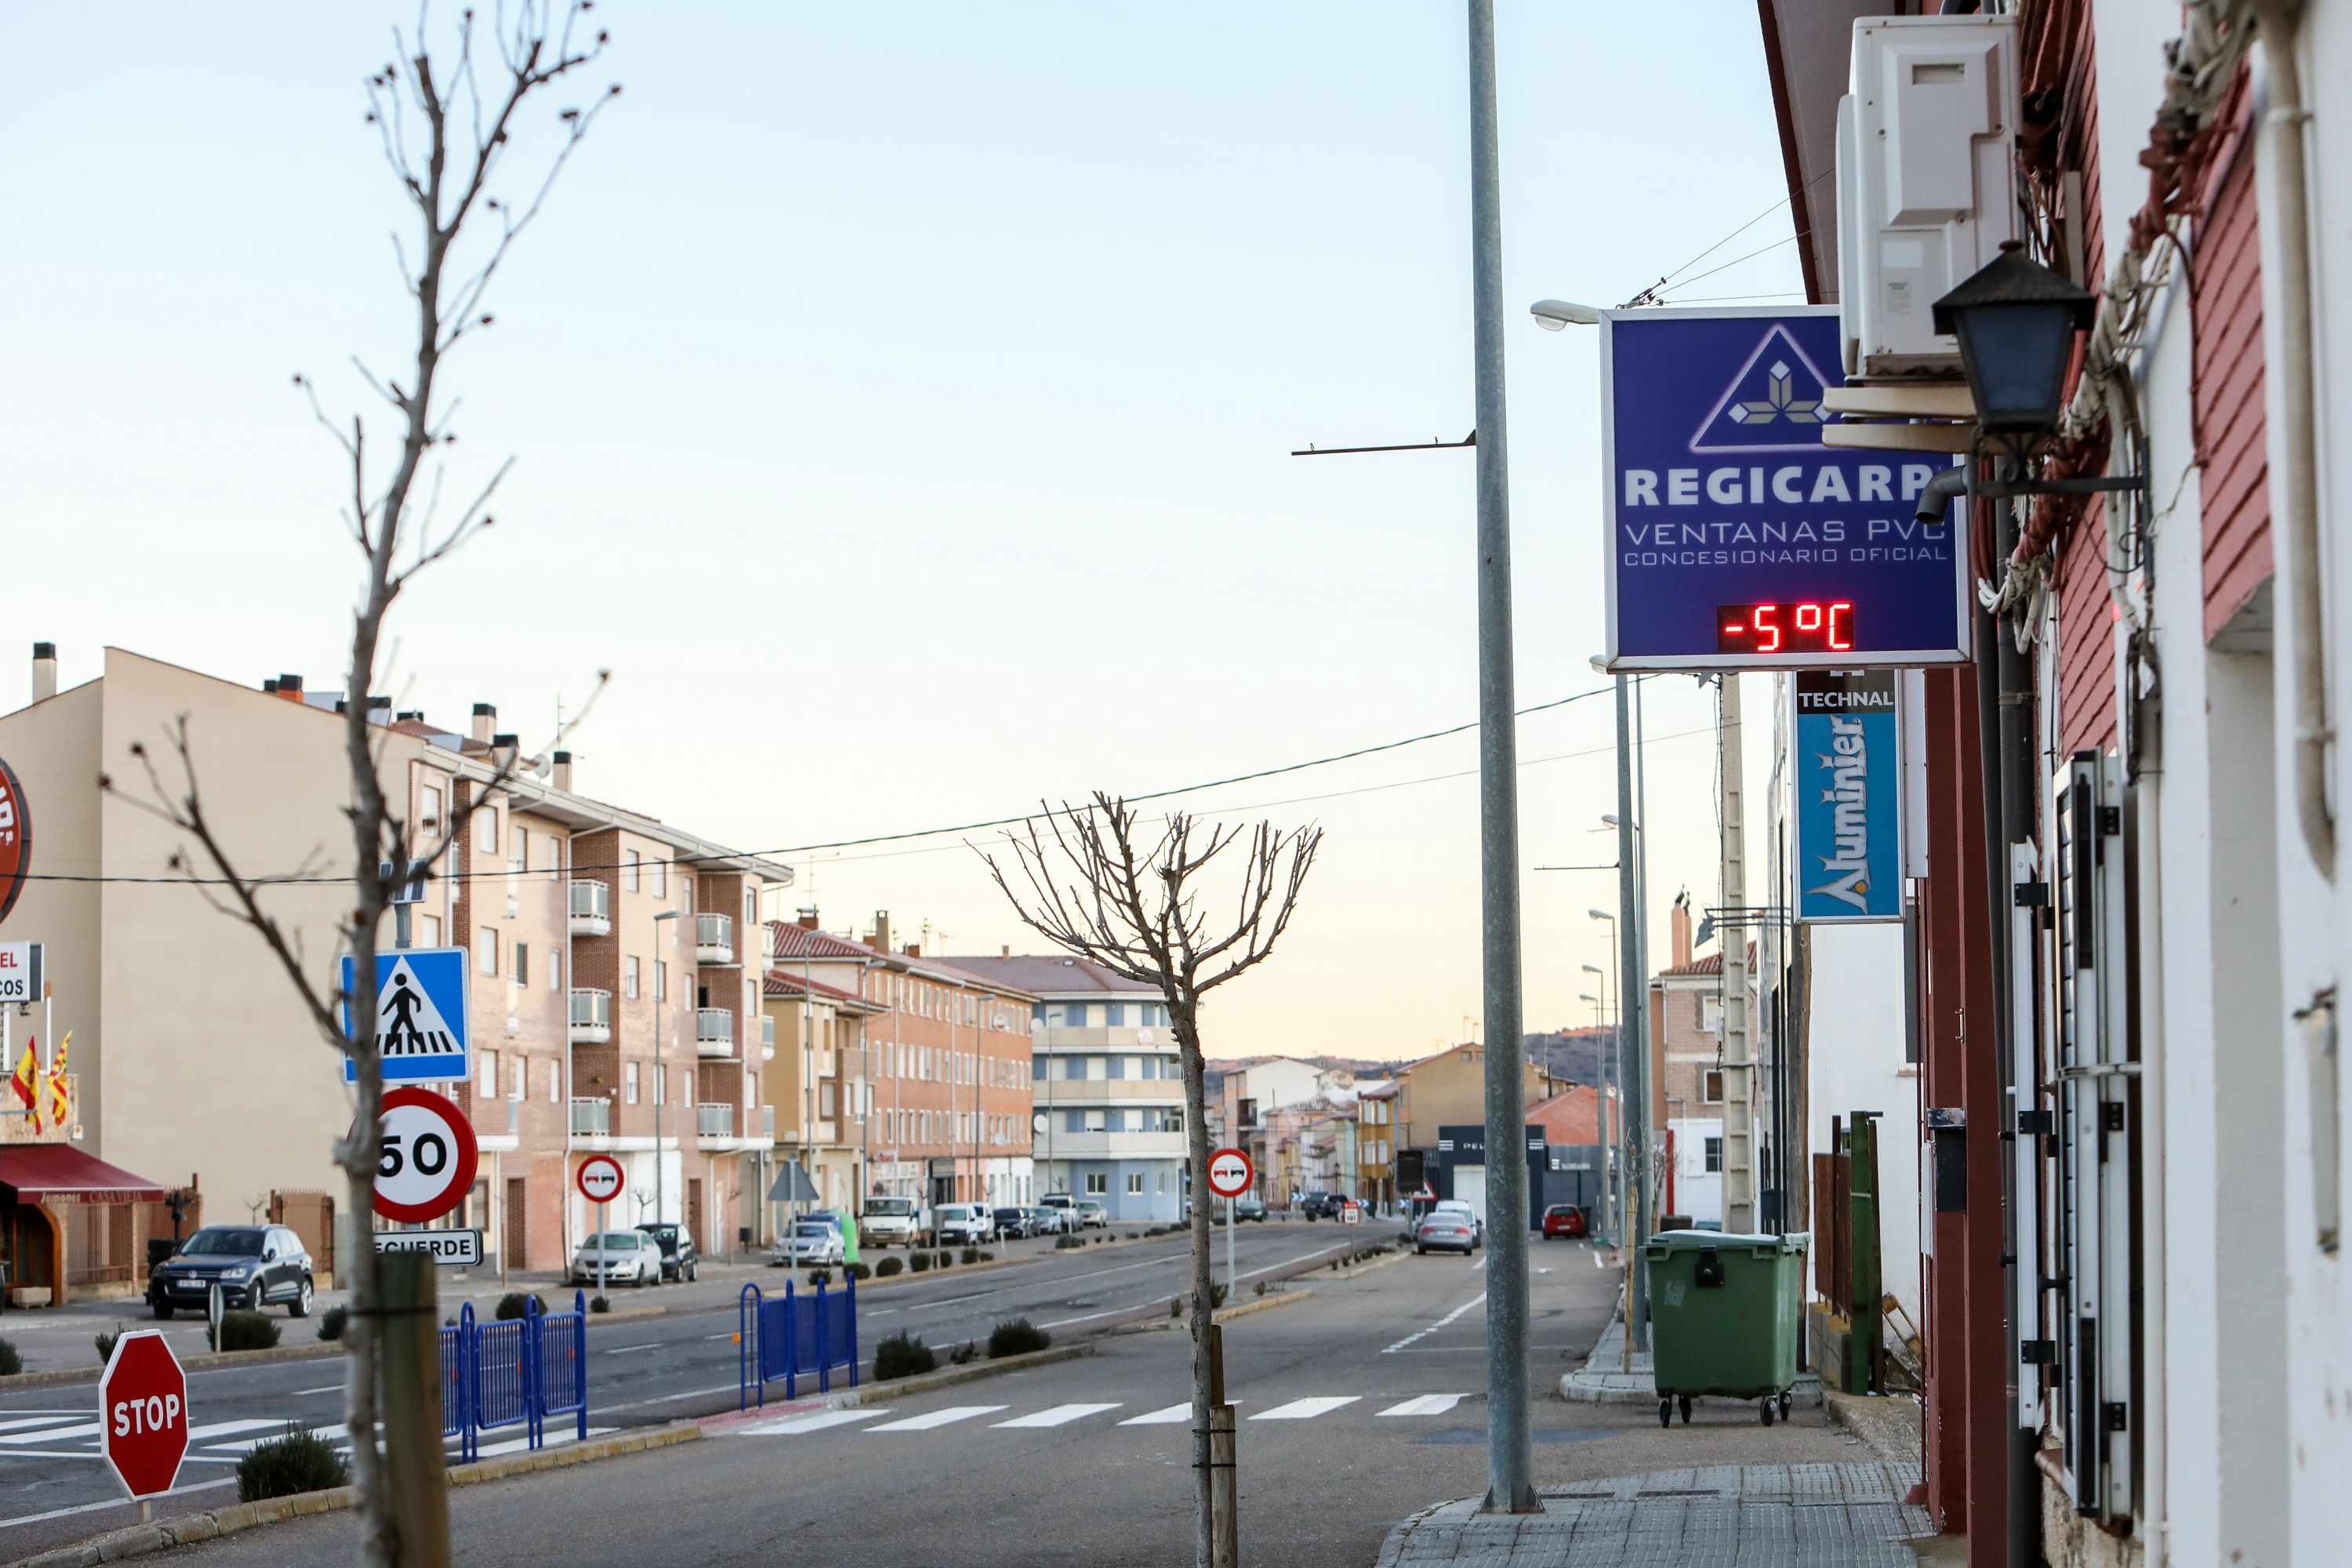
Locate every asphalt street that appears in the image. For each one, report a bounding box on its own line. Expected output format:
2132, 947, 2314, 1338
108, 1238, 1861, 1568
0, 1221, 1377, 1559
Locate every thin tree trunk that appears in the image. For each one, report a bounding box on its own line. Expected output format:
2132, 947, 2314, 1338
1175, 1002, 1215, 1568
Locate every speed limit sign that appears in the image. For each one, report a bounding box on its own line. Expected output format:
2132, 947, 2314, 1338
372, 1086, 479, 1222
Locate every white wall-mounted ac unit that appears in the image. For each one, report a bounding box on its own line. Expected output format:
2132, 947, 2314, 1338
1838, 15, 2021, 379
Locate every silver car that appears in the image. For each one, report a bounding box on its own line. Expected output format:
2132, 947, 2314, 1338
1413, 1203, 1483, 1256
773, 1220, 847, 1268
570, 1230, 664, 1287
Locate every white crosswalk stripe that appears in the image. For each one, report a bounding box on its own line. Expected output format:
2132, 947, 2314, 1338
1117, 1400, 1245, 1426
1377, 1394, 1468, 1417
0, 1416, 82, 1434
1250, 1397, 1359, 1421
867, 1406, 1007, 1432
212, 1425, 345, 1455
739, 1409, 888, 1436
0, 1422, 100, 1445
991, 1403, 1121, 1428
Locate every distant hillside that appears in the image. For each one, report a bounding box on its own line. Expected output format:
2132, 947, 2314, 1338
1526, 1029, 1613, 1086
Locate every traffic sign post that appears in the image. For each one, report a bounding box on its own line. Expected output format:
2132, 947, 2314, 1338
1207, 1148, 1254, 1308
340, 946, 471, 1085
372, 1087, 479, 1225
577, 1155, 625, 1298
99, 1332, 188, 1519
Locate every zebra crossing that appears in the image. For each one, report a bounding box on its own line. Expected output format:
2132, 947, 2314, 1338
732, 1392, 1470, 1438
0, 1410, 615, 1464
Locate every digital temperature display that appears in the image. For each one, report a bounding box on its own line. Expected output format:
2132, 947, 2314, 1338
1717, 601, 1854, 655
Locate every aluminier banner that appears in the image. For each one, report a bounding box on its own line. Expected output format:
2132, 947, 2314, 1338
1793, 669, 1904, 923
1600, 307, 1970, 670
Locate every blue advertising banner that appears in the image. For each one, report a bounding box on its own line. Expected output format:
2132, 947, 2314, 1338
1793, 670, 1904, 923
339, 946, 471, 1083
1600, 307, 1969, 670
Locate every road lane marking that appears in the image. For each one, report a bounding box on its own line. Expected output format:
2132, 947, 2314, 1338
603, 1342, 669, 1356
0, 1477, 238, 1530
991, 1403, 1121, 1428
0, 1422, 100, 1444
1119, 1401, 1243, 1425
739, 1409, 889, 1436
294, 1385, 346, 1397
1377, 1394, 1468, 1417
1250, 1397, 1359, 1421
211, 1425, 347, 1454
1382, 1293, 1486, 1355
0, 1417, 80, 1433
866, 1406, 1007, 1432
186, 1420, 287, 1441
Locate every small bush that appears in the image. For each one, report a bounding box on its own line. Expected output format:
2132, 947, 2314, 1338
909, 1251, 932, 1274
235, 1425, 347, 1502
989, 1318, 1052, 1358
0, 1337, 20, 1376
874, 1255, 904, 1278
950, 1340, 979, 1365
873, 1330, 937, 1381
808, 1268, 833, 1288
1170, 1298, 1183, 1319
1254, 1281, 1267, 1297
978, 1250, 995, 1261
1054, 1234, 1085, 1250
209, 1310, 280, 1353
960, 1246, 981, 1265
589, 1295, 611, 1314
495, 1291, 544, 1321
1202, 1282, 1229, 1312
935, 1250, 954, 1269
96, 1330, 121, 1364
845, 1261, 871, 1282
317, 1305, 348, 1342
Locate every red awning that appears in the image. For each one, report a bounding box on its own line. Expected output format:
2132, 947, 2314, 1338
0, 1145, 172, 1204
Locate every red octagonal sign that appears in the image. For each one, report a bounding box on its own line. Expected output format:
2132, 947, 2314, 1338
100, 1331, 188, 1500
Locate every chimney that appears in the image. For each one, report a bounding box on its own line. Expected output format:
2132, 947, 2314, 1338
31, 644, 56, 702
1670, 895, 1693, 971
275, 673, 305, 703
553, 750, 573, 792
872, 911, 892, 955
903, 944, 920, 959
491, 732, 520, 772
395, 710, 425, 723
797, 907, 821, 931
471, 702, 496, 745
1000, 944, 1011, 958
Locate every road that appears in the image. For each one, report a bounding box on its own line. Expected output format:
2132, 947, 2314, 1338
50, 1236, 1863, 1568
0, 1221, 1377, 1559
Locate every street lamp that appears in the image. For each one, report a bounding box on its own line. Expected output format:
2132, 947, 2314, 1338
1931, 241, 2094, 437
1529, 298, 1602, 330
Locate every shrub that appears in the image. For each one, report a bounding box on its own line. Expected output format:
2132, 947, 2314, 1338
960, 1247, 981, 1265
873, 1330, 937, 1381
1203, 1282, 1229, 1312
874, 1255, 904, 1279
235, 1425, 347, 1502
495, 1292, 545, 1321
950, 1340, 979, 1365
1170, 1298, 1183, 1319
0, 1337, 19, 1376
317, 1305, 348, 1342
1054, 1234, 1085, 1250
909, 1251, 932, 1274
1254, 1281, 1267, 1298
808, 1268, 832, 1289
209, 1310, 280, 1353
989, 1318, 1051, 1358
845, 1261, 871, 1282
95, 1330, 121, 1365
978, 1250, 995, 1262
589, 1295, 612, 1314
935, 1250, 954, 1269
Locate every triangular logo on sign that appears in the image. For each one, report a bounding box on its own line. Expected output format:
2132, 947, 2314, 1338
375, 956, 459, 1060
1690, 324, 1835, 452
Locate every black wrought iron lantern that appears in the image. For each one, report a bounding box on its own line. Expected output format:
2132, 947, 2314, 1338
1932, 241, 2096, 435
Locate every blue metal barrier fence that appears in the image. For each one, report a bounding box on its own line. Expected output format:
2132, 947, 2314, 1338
739, 1275, 860, 1409
434, 1289, 590, 1459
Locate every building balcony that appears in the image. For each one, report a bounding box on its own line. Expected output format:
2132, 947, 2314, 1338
760, 1015, 776, 1059
568, 879, 611, 937
757, 1104, 777, 1141
1029, 1129, 1188, 1161
569, 988, 611, 1044
695, 913, 735, 965
695, 1007, 735, 1058
569, 1097, 610, 1136
1034, 1078, 1188, 1106
696, 1102, 734, 1138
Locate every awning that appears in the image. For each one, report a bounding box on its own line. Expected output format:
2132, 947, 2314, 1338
766, 1160, 818, 1203
0, 1145, 173, 1204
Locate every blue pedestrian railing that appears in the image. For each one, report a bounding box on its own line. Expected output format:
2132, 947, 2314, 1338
739, 1276, 860, 1410
437, 1290, 590, 1460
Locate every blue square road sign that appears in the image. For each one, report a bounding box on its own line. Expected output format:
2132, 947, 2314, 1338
339, 946, 470, 1084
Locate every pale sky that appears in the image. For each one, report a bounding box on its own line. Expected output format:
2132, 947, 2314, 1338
2, 2, 1800, 1062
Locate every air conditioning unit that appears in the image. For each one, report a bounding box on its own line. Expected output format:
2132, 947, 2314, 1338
1838, 15, 2021, 379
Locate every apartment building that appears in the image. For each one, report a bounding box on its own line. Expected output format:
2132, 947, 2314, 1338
945, 953, 1182, 1222
1388, 1041, 1564, 1200
1649, 902, 1726, 1229
765, 915, 1036, 1214
1356, 1080, 1397, 1207
0, 646, 793, 1300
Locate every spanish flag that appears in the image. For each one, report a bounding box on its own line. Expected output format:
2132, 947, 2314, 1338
10, 1040, 37, 1132
42, 1033, 71, 1131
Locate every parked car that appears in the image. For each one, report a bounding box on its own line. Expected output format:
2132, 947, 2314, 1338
1038, 1192, 1078, 1222
933, 1203, 995, 1247
1075, 1200, 1109, 1229
1234, 1197, 1269, 1223
1299, 1191, 1346, 1220
636, 1221, 699, 1281
1414, 1203, 1482, 1255
993, 1206, 1034, 1240
1025, 1205, 1069, 1236
860, 1196, 921, 1248
1541, 1204, 1589, 1240
572, 1230, 666, 1287
771, 1220, 848, 1268
149, 1225, 316, 1319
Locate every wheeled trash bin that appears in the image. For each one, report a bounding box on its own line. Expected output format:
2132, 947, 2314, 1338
1643, 1229, 1806, 1427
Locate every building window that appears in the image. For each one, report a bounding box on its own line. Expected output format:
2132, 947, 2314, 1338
547, 1059, 561, 1103
1127, 1172, 1145, 1195
1084, 1109, 1107, 1133
1064, 1110, 1085, 1134
510, 825, 528, 866
1108, 1055, 1126, 1080
1031, 1002, 1046, 1026
1063, 1003, 1088, 1027
625, 1062, 640, 1105
514, 942, 528, 987
650, 857, 665, 898
625, 956, 641, 1000
623, 850, 641, 893
1704, 1069, 1724, 1103
420, 785, 443, 830
477, 926, 499, 976
479, 1050, 498, 1100
1105, 1003, 1126, 1027
549, 949, 561, 990
1704, 1136, 1723, 1174
655, 960, 667, 1003
657, 1065, 667, 1106
1158, 1171, 1171, 1194
419, 913, 442, 946
1085, 1172, 1108, 1195
1701, 996, 1723, 1034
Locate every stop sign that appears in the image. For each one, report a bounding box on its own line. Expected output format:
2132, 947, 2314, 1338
100, 1332, 188, 1500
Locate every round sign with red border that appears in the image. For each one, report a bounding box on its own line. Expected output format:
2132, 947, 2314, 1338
0, 755, 31, 925
1207, 1146, 1254, 1200
100, 1331, 188, 1500
575, 1152, 625, 1206
372, 1086, 479, 1222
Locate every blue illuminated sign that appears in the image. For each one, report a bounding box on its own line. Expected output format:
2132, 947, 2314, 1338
1600, 307, 1969, 670
1793, 670, 1904, 924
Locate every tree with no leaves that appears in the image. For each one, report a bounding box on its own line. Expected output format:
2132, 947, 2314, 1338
106, 6, 617, 1565
986, 793, 1320, 1568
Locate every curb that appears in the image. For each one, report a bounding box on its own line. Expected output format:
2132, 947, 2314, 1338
1214, 1287, 1311, 1324
840, 1341, 1094, 1404
0, 1341, 348, 1393
1368, 1497, 1461, 1568
5, 1425, 702, 1568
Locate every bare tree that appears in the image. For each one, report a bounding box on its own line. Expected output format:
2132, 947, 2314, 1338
986, 793, 1320, 1568
103, 7, 616, 1566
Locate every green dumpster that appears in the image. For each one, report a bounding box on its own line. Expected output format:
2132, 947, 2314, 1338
1643, 1229, 1806, 1427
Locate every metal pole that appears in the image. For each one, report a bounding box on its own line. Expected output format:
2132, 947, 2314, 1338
1225, 1193, 1236, 1301
1719, 677, 1755, 1234
1614, 679, 1651, 1348
1466, 0, 1534, 1515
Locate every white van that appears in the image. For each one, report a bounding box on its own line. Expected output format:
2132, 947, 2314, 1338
933, 1203, 994, 1247
861, 1196, 920, 1247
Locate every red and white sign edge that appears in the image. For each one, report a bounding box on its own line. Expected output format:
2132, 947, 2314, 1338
1206, 1146, 1254, 1199
98, 1330, 187, 1500
372, 1085, 480, 1223
575, 1152, 626, 1204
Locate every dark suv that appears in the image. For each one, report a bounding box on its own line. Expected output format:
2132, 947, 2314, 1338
1300, 1192, 1347, 1220
150, 1225, 315, 1319
635, 1223, 699, 1283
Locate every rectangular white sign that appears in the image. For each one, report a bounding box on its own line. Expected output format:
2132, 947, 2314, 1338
0, 941, 41, 1004
372, 1229, 483, 1267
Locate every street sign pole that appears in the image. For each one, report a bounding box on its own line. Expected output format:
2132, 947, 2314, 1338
1225, 1195, 1235, 1303
600, 1200, 609, 1297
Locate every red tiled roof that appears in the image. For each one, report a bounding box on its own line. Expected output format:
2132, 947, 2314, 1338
1657, 953, 1723, 978
762, 971, 869, 1005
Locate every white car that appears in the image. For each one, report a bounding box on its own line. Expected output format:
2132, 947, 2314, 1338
571, 1230, 664, 1287
773, 1221, 847, 1268
932, 1203, 994, 1247
1075, 1200, 1109, 1230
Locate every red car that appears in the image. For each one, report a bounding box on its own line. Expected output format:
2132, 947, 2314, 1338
1541, 1203, 1589, 1240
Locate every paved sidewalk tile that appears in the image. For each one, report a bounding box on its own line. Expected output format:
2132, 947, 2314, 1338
1374, 1462, 1933, 1566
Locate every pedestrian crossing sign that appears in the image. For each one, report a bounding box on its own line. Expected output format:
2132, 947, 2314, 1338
339, 947, 470, 1084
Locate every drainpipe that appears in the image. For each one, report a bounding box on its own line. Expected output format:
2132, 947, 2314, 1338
2253, 0, 2333, 880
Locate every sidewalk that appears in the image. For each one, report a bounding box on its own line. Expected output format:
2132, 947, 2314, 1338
1373, 1462, 1933, 1566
